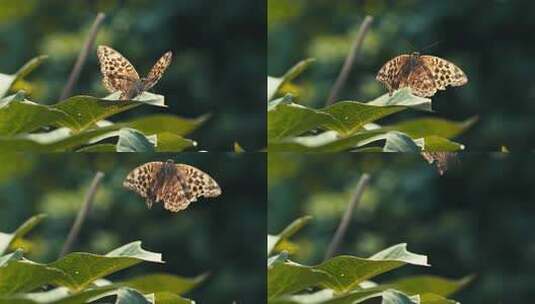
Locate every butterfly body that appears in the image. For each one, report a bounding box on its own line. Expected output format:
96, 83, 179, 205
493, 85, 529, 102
376, 52, 468, 97
97, 45, 172, 100
123, 160, 221, 212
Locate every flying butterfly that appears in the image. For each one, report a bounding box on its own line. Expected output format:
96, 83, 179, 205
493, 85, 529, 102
123, 160, 222, 212
97, 45, 172, 100
376, 52, 468, 97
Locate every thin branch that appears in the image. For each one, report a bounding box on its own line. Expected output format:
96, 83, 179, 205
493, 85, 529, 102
324, 173, 371, 261
325, 15, 373, 106
59, 172, 105, 258
60, 12, 106, 100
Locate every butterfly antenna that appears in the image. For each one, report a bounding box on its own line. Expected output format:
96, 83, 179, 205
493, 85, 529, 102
420, 40, 442, 53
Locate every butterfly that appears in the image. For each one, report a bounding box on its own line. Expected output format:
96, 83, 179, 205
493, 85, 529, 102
376, 52, 468, 97
97, 45, 172, 100
421, 152, 458, 176
123, 160, 222, 212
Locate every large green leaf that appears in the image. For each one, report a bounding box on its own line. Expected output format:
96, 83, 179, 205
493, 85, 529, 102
153, 292, 196, 304
116, 128, 155, 152
126, 114, 208, 136
0, 56, 47, 98
0, 260, 65, 296
268, 216, 312, 255
321, 89, 432, 135
0, 92, 70, 136
382, 132, 421, 152
115, 288, 151, 304
0, 214, 46, 255
385, 117, 477, 139
386, 275, 472, 298
268, 89, 433, 143
121, 273, 206, 295
268, 244, 429, 298
0, 126, 121, 152
50, 241, 163, 291
0, 286, 119, 304
268, 102, 337, 141
268, 59, 315, 101
154, 132, 196, 152
52, 92, 166, 132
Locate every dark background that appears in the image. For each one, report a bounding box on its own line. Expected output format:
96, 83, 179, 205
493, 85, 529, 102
268, 153, 535, 303
268, 0, 535, 151
0, 0, 266, 150
0, 152, 266, 303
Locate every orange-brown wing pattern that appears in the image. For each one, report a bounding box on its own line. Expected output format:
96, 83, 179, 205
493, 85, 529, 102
176, 164, 222, 198
123, 162, 162, 198
406, 63, 438, 97
419, 55, 468, 90
376, 54, 411, 95
143, 51, 173, 91
156, 173, 191, 212
97, 45, 140, 94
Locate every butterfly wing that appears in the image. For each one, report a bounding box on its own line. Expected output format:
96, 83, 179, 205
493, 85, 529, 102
419, 55, 468, 90
143, 51, 173, 91
157, 164, 222, 212
123, 162, 162, 199
156, 173, 192, 212
406, 62, 438, 97
376, 54, 411, 94
97, 45, 140, 94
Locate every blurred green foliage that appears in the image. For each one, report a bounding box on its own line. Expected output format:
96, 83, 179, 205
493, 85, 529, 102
0, 152, 266, 302
0, 0, 265, 150
268, 0, 535, 151
268, 153, 535, 302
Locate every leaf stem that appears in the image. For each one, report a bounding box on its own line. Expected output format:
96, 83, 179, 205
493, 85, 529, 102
324, 173, 371, 261
60, 12, 106, 100
325, 15, 373, 106
59, 171, 105, 258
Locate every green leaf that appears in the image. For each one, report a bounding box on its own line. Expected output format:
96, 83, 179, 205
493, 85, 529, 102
126, 114, 208, 137
268, 216, 312, 255
0, 260, 65, 295
383, 132, 421, 152
268, 59, 315, 101
422, 136, 465, 152
0, 56, 48, 98
0, 286, 119, 304
50, 241, 163, 291
381, 290, 418, 304
153, 292, 196, 304
154, 132, 196, 152
386, 117, 477, 139
115, 288, 151, 304
321, 89, 431, 135
268, 102, 337, 141
386, 275, 473, 298
121, 273, 207, 295
0, 93, 70, 136
53, 92, 166, 132
419, 293, 459, 304
116, 128, 155, 152
268, 244, 429, 298
0, 214, 46, 255
76, 143, 117, 152
0, 249, 23, 266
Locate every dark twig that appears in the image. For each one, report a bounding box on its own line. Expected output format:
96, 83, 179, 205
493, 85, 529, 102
325, 15, 373, 106
59, 172, 105, 258
60, 12, 106, 100
324, 173, 371, 261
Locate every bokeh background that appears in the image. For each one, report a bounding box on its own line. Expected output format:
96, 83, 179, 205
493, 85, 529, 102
0, 152, 266, 303
0, 0, 266, 150
268, 153, 535, 302
268, 0, 535, 151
